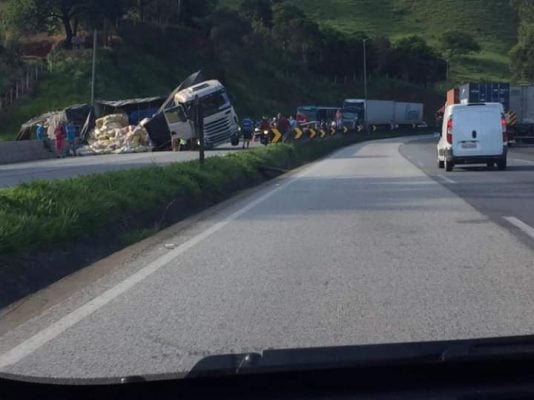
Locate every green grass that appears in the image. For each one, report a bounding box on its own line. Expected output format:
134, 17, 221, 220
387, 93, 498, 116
224, 0, 517, 84
0, 143, 291, 255
289, 0, 517, 85
287, 0, 517, 49
0, 133, 423, 255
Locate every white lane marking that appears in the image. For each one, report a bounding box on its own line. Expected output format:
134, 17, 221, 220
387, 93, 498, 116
437, 175, 456, 184
0, 177, 297, 369
511, 158, 534, 164
503, 217, 534, 240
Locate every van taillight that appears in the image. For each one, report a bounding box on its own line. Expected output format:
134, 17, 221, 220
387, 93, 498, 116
446, 118, 453, 144
501, 116, 508, 142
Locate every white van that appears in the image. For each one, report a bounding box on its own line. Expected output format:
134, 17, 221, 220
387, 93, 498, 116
437, 103, 508, 171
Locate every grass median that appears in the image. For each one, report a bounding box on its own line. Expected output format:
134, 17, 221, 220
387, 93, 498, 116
0, 139, 331, 256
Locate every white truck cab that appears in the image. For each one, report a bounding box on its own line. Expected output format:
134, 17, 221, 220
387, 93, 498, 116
163, 80, 239, 149
437, 103, 507, 171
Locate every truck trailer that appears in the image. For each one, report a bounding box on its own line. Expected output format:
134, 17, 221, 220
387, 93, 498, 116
342, 99, 424, 128
445, 82, 534, 144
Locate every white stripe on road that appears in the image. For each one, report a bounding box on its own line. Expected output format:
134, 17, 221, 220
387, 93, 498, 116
0, 177, 297, 369
437, 175, 456, 184
504, 217, 534, 240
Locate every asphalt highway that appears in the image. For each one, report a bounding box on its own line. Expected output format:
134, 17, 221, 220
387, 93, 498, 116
400, 138, 534, 244
1, 136, 533, 380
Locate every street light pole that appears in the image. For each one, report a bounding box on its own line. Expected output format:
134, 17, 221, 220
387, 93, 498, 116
363, 38, 368, 134
91, 29, 97, 105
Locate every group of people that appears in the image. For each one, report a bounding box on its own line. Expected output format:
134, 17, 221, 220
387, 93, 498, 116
36, 122, 79, 157
240, 113, 299, 148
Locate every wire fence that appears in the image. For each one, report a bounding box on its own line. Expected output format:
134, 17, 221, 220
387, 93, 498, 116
0, 60, 46, 112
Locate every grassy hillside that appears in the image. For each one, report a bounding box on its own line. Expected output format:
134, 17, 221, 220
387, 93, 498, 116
288, 0, 516, 46
224, 0, 517, 83
290, 0, 518, 83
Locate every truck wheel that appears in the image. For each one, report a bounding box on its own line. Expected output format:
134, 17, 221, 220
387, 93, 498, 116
438, 159, 444, 169
497, 159, 507, 170
445, 159, 454, 172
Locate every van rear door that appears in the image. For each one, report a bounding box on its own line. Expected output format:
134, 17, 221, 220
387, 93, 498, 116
452, 106, 503, 157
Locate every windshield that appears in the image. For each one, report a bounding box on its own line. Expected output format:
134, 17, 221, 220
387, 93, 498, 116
200, 90, 230, 117
343, 101, 365, 121
1, 0, 534, 385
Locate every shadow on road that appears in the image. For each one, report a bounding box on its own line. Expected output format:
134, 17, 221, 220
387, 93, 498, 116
454, 165, 534, 172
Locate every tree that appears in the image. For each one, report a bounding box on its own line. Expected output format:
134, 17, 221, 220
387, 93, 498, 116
440, 30, 481, 59
510, 0, 534, 80
394, 36, 445, 84
511, 24, 534, 80
3, 0, 126, 48
238, 0, 273, 27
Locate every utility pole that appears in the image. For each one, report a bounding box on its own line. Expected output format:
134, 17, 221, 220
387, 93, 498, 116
195, 95, 205, 164
363, 38, 369, 134
91, 29, 97, 105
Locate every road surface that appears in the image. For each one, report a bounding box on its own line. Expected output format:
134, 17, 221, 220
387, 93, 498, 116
0, 143, 255, 188
400, 138, 534, 241
0, 136, 533, 380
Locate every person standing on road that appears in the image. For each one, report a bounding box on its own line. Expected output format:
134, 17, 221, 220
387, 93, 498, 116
289, 115, 297, 131
36, 123, 53, 152
54, 123, 66, 158
335, 109, 343, 130
277, 113, 290, 141
241, 117, 254, 149
65, 122, 78, 156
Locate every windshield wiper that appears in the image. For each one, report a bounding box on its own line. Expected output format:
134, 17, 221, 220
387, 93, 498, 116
185, 335, 534, 379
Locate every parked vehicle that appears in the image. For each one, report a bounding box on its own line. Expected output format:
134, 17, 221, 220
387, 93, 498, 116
296, 106, 338, 128
342, 99, 424, 128
508, 85, 534, 144
437, 103, 507, 171
459, 83, 510, 110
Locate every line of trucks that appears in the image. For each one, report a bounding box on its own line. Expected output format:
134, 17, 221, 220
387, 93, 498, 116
296, 100, 425, 130
442, 83, 534, 145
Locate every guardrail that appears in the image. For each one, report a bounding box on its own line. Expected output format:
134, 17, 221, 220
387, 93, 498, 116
264, 124, 426, 144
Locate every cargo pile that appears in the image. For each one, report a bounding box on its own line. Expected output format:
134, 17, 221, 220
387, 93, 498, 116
83, 114, 152, 154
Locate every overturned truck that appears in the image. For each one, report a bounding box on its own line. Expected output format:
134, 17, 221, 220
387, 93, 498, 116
144, 71, 240, 150
17, 71, 240, 153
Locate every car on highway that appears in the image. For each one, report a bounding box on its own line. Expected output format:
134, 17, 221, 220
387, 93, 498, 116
437, 103, 508, 171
